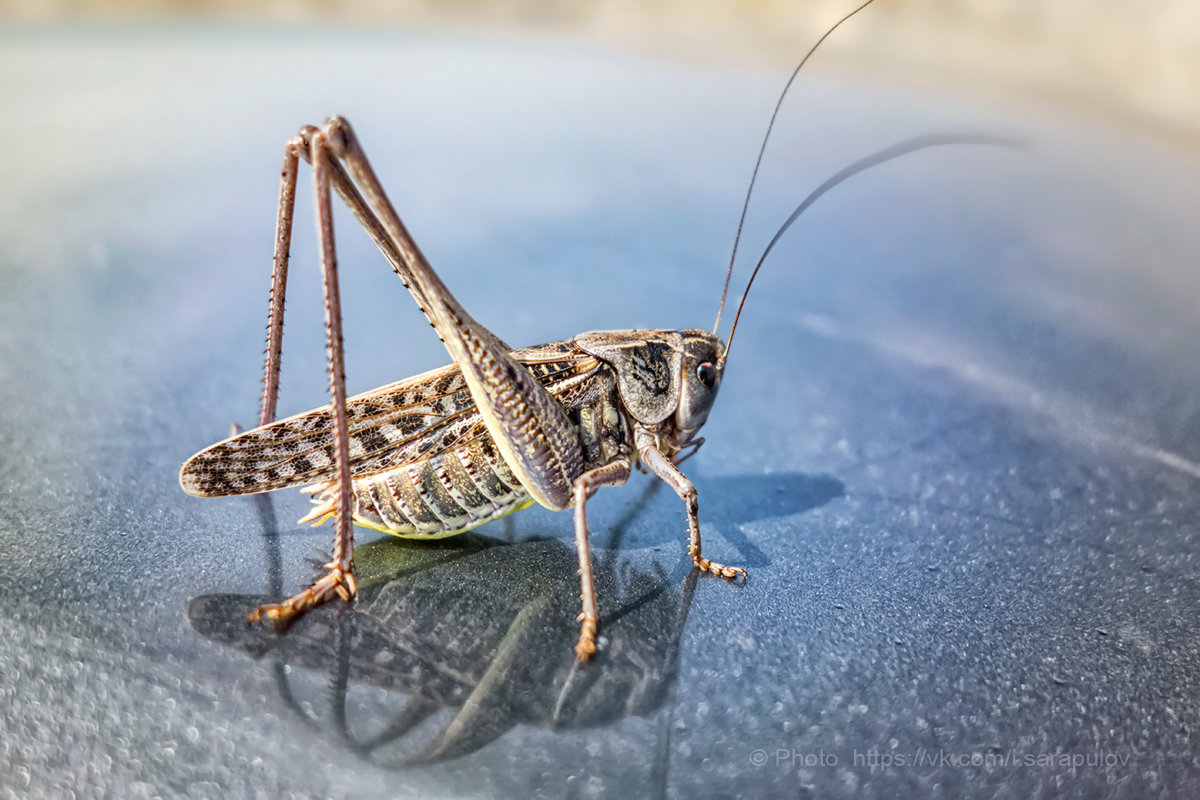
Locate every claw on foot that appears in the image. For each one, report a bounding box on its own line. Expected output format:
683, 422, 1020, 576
575, 615, 598, 662
247, 566, 357, 627
693, 556, 748, 584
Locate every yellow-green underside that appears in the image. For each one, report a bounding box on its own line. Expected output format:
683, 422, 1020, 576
315, 496, 539, 540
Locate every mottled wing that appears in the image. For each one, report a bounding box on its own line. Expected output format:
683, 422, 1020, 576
180, 341, 600, 497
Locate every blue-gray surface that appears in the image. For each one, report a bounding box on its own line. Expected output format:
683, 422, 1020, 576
2, 27, 1199, 800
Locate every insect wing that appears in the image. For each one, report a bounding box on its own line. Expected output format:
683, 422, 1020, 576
180, 344, 599, 498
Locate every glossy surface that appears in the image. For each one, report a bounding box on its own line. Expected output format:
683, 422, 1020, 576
2, 29, 1198, 798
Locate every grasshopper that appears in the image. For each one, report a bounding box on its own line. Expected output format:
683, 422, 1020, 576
180, 1, 889, 660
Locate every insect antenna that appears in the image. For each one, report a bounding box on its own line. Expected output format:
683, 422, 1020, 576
713, 0, 880, 337
720, 132, 1021, 358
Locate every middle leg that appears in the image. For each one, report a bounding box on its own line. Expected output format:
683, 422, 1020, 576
571, 459, 632, 661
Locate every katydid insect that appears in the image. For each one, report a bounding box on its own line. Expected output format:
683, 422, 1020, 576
180, 0, 962, 660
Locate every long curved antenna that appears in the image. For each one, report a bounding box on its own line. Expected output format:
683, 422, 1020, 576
713, 0, 880, 336
721, 133, 1023, 358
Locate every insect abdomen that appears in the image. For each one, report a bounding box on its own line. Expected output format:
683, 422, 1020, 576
345, 435, 534, 538
298, 360, 625, 539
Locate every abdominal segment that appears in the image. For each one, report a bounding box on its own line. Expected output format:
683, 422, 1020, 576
301, 436, 534, 538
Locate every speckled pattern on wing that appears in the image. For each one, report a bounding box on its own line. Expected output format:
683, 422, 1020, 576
180, 341, 599, 498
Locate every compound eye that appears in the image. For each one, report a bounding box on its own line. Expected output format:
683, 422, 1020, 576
696, 361, 717, 389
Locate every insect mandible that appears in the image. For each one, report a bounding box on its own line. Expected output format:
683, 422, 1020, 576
180, 0, 960, 660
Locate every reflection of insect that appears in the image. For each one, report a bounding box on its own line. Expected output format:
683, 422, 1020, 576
180, 0, 899, 660
188, 532, 703, 764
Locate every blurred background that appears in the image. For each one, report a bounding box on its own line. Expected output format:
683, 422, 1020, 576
4, 0, 1198, 146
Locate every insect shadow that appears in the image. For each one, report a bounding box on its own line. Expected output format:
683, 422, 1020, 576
187, 470, 841, 764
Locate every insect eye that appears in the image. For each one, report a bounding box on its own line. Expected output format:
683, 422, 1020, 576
696, 362, 717, 389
